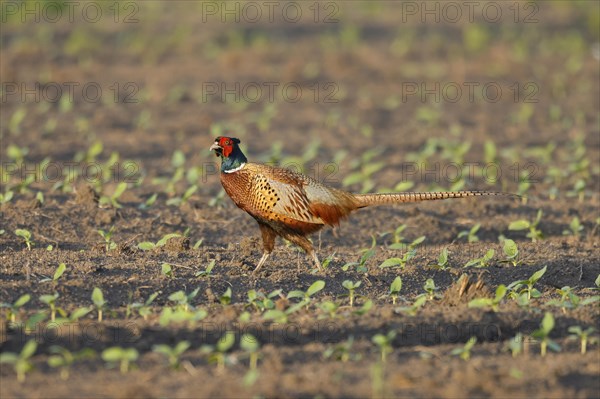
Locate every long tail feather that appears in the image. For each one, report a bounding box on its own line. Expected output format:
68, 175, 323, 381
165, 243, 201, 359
353, 191, 511, 208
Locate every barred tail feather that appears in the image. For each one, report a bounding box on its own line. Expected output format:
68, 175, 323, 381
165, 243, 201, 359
353, 191, 508, 208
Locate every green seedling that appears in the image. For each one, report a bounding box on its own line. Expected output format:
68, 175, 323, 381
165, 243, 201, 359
405, 137, 438, 164
220, 287, 232, 305
342, 280, 361, 307
138, 193, 158, 210
35, 191, 44, 205
153, 341, 190, 370
318, 301, 341, 319
74, 140, 103, 163
40, 293, 65, 321
415, 105, 441, 126
1, 294, 30, 323
372, 330, 396, 362
566, 179, 586, 202
507, 266, 547, 305
562, 216, 583, 237
138, 233, 182, 250
323, 336, 360, 362
463, 248, 495, 268
439, 136, 471, 163
396, 295, 428, 316
501, 239, 522, 266
168, 288, 200, 312
192, 238, 204, 250
342, 147, 385, 193
468, 284, 507, 312
99, 153, 122, 188
531, 312, 560, 356
238, 311, 251, 322
484, 140, 497, 164
97, 227, 117, 251
102, 347, 139, 374
287, 280, 326, 312
241, 333, 261, 386
321, 251, 336, 269
99, 182, 128, 208
92, 287, 106, 322
166, 184, 198, 206
15, 229, 34, 250
208, 191, 226, 207
161, 263, 173, 278
353, 299, 373, 316
246, 289, 280, 312
33, 296, 82, 326
202, 331, 236, 372
450, 337, 477, 360
13, 174, 35, 194
262, 309, 288, 323
343, 236, 376, 272
457, 223, 481, 243
388, 235, 425, 251
159, 306, 207, 327
389, 276, 402, 305
509, 209, 544, 242
152, 149, 185, 195
392, 180, 415, 192
127, 292, 159, 320
8, 107, 26, 135
57, 307, 92, 324
548, 286, 600, 311
431, 247, 449, 270
505, 333, 524, 357
48, 346, 96, 380
370, 361, 387, 399
40, 263, 67, 284
0, 340, 37, 382
391, 224, 407, 244
195, 259, 215, 278
53, 262, 67, 282
379, 249, 416, 270
568, 326, 598, 354
0, 190, 14, 204
6, 143, 28, 162
240, 333, 260, 370
423, 278, 440, 300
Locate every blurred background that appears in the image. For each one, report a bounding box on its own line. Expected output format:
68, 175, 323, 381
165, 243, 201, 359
1, 0, 599, 201
1, 5, 599, 396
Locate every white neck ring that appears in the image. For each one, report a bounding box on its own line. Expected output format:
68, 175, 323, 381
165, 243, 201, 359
224, 163, 246, 173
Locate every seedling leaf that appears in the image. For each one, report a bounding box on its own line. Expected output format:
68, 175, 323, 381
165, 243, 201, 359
53, 263, 67, 281
217, 331, 235, 352
306, 280, 325, 297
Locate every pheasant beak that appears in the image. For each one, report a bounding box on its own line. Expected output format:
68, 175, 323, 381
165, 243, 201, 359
210, 142, 222, 156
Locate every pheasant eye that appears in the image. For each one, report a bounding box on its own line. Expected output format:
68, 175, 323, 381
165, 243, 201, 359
225, 140, 231, 145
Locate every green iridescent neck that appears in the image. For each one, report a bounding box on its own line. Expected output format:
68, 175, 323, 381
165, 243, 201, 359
221, 146, 248, 173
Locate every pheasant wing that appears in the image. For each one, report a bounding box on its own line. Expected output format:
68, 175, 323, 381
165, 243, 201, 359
254, 176, 326, 224
249, 167, 356, 226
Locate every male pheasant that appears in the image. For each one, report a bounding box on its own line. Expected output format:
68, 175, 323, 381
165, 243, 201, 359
210, 136, 503, 275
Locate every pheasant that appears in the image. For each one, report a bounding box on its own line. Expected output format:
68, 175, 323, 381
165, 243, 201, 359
210, 136, 505, 275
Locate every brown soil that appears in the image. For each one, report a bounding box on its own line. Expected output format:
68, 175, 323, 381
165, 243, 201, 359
1, 2, 599, 398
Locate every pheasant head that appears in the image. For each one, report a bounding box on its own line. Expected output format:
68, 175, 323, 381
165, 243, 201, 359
210, 136, 247, 172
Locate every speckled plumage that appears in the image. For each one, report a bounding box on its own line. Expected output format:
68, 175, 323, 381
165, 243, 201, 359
210, 136, 506, 274
220, 162, 358, 233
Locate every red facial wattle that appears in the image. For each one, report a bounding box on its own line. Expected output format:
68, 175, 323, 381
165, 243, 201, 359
221, 143, 233, 157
